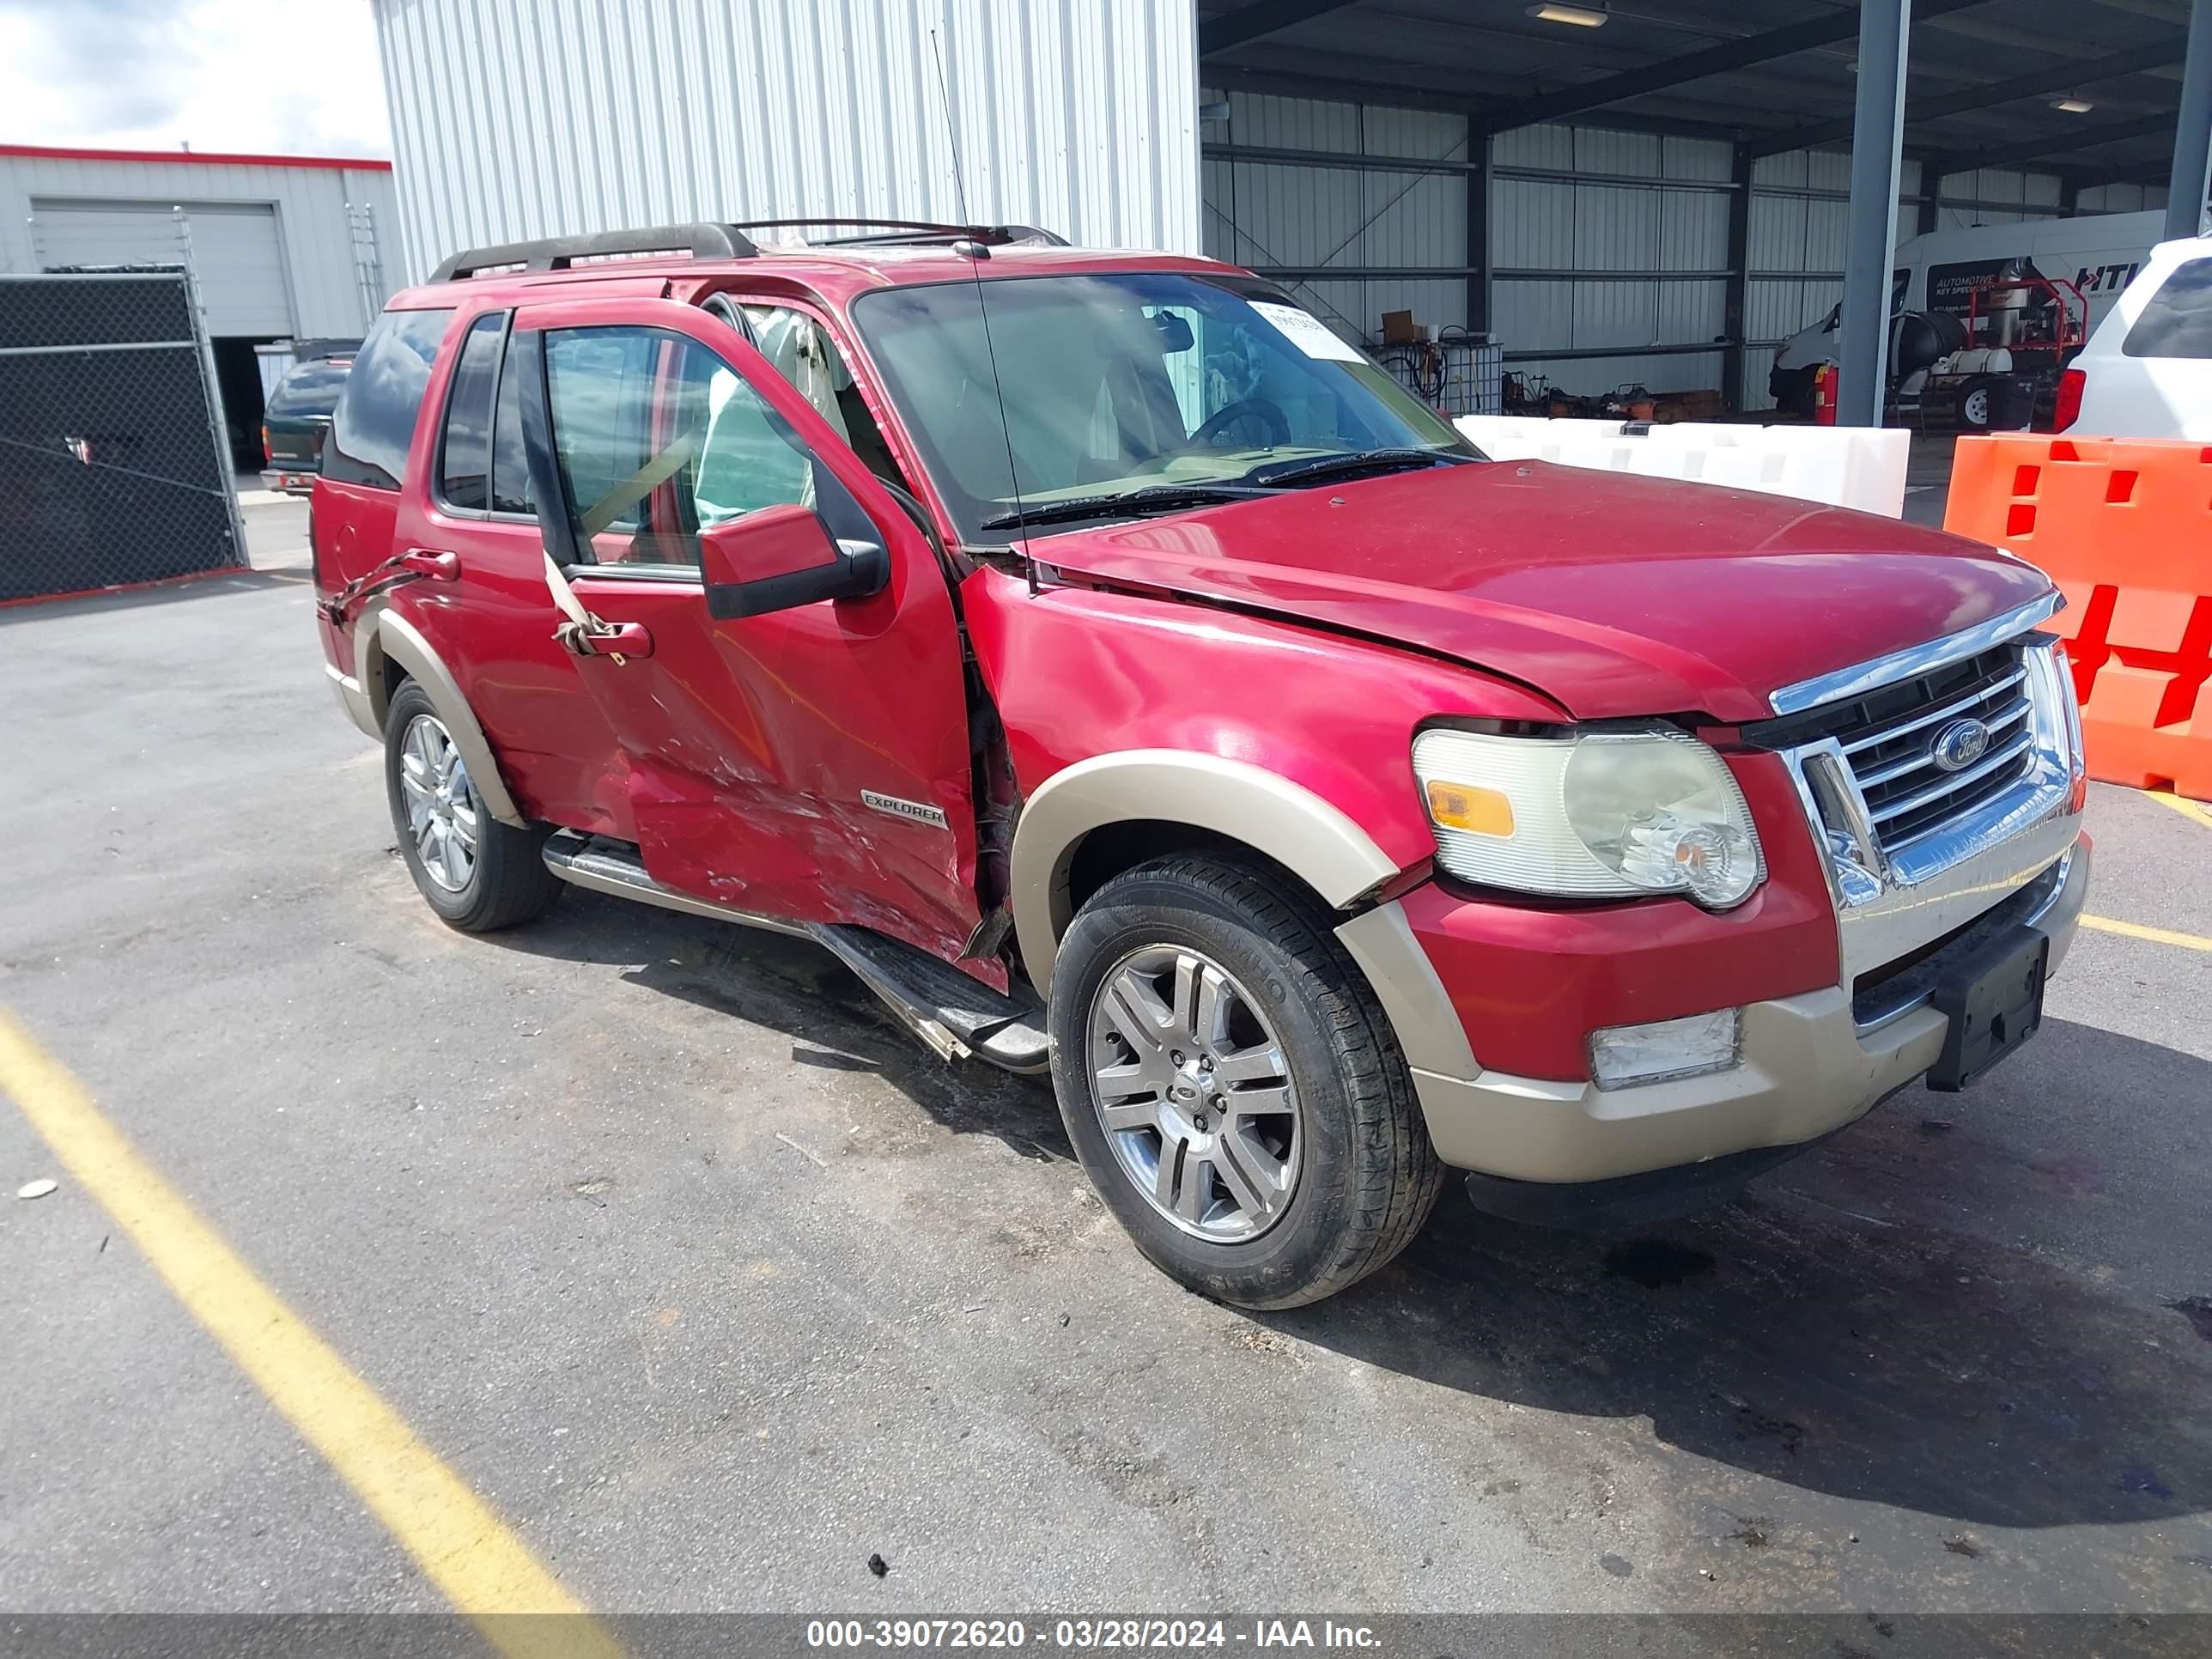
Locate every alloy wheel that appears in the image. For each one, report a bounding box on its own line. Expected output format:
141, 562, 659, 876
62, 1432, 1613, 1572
398, 713, 480, 893
1085, 945, 1302, 1242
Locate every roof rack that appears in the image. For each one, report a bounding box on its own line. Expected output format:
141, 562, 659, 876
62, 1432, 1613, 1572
732, 218, 1070, 249
431, 224, 760, 282
429, 218, 1069, 281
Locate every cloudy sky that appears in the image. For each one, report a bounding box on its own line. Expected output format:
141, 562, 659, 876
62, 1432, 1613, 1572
0, 0, 391, 158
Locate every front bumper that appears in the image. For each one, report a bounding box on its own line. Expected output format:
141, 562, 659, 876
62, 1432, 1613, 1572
1339, 834, 2087, 1194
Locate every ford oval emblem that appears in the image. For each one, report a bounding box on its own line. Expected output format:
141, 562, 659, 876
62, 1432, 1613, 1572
1931, 717, 1991, 773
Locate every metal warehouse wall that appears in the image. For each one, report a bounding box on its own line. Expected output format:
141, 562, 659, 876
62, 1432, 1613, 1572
1487, 123, 1735, 402
1740, 149, 1923, 413
1200, 93, 1469, 352
370, 0, 1200, 283
0, 151, 399, 337
1195, 86, 2143, 412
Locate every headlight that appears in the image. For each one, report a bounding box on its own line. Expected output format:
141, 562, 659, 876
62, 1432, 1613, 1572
1412, 726, 1764, 909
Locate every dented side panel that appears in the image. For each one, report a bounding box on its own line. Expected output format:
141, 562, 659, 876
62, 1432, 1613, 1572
962, 565, 1571, 884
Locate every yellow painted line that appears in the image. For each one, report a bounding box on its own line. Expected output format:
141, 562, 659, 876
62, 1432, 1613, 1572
2081, 915, 2212, 954
0, 1006, 622, 1659
2148, 790, 2212, 831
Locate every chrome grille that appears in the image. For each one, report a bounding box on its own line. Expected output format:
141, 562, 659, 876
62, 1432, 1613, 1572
1756, 627, 2080, 905
1826, 646, 2039, 854
1759, 602, 2085, 1012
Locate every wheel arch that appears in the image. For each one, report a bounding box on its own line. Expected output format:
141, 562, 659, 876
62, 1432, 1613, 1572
1012, 751, 1401, 994
352, 605, 528, 828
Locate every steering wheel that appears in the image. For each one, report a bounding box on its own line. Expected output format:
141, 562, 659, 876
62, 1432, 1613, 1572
1188, 396, 1290, 450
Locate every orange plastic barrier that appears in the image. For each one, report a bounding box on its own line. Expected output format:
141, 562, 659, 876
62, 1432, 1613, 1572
1945, 434, 2212, 801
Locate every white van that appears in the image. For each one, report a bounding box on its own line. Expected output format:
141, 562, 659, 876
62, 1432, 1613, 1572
2063, 236, 2212, 440
1771, 210, 2164, 414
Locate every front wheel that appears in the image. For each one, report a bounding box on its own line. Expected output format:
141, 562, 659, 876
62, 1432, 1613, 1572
1048, 855, 1443, 1308
383, 679, 561, 932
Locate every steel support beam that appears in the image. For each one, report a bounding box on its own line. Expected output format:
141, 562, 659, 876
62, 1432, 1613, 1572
1468, 134, 1493, 336
1199, 1, 1358, 58
2168, 0, 2212, 240
1477, 0, 1989, 136
1751, 39, 2182, 159
1723, 143, 1753, 413
1838, 0, 1911, 428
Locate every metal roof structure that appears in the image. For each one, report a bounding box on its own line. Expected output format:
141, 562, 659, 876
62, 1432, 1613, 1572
1196, 0, 2197, 191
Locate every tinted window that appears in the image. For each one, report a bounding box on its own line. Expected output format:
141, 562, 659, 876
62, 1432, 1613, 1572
490, 333, 533, 515
267, 359, 352, 416
542, 325, 813, 569
2123, 258, 2212, 360
325, 308, 453, 489
439, 314, 504, 510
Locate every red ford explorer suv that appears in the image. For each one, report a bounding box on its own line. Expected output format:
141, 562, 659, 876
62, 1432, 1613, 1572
313, 220, 2088, 1308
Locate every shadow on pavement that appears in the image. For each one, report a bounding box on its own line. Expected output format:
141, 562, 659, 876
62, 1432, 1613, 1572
479, 884, 1070, 1162
478, 884, 2212, 1532
1263, 1018, 2212, 1532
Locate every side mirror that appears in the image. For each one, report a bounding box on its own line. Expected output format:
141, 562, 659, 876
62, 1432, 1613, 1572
700, 502, 888, 620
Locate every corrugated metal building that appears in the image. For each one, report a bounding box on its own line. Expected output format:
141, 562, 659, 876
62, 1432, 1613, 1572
1202, 89, 2166, 410
370, 0, 1200, 283
0, 145, 400, 338
0, 144, 403, 465
368, 0, 2193, 416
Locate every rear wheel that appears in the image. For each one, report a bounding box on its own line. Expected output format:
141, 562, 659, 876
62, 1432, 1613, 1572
383, 680, 561, 932
1048, 854, 1443, 1308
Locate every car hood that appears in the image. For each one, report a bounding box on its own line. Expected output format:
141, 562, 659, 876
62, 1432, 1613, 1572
1030, 460, 2053, 723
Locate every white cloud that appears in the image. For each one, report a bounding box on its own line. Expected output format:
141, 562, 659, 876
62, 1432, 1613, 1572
0, 0, 390, 158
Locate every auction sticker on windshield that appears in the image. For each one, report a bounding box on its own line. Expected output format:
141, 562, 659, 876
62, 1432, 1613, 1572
1250, 301, 1364, 362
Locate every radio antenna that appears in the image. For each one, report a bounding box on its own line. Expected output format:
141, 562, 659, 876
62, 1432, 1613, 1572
929, 29, 1036, 596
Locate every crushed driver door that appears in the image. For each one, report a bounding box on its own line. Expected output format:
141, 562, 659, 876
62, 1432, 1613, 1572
508, 295, 988, 973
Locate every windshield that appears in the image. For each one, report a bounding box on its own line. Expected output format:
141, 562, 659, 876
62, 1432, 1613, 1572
851, 271, 1473, 543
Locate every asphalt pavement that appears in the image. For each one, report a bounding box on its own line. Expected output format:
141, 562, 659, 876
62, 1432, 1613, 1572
2, 497, 2208, 1620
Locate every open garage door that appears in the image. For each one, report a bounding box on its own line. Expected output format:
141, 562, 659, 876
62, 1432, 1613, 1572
32, 199, 294, 337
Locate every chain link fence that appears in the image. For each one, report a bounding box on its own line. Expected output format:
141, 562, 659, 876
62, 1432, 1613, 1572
0, 269, 246, 603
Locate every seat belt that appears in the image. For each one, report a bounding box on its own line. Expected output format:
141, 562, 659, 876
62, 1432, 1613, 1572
544, 435, 701, 659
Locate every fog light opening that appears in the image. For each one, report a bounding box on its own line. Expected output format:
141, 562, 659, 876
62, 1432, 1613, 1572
1589, 1009, 1743, 1091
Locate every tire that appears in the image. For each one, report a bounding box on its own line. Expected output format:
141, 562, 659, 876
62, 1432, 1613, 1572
383, 679, 562, 933
1048, 854, 1443, 1309
1958, 375, 1995, 432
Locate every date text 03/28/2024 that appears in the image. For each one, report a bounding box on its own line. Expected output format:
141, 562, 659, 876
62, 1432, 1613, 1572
805, 1621, 1381, 1650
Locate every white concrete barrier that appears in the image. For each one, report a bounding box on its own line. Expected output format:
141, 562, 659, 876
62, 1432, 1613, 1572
1455, 416, 1910, 519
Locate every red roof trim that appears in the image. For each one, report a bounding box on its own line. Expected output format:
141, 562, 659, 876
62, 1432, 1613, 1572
0, 143, 392, 173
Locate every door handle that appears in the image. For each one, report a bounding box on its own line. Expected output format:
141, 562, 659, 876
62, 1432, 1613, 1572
398, 547, 460, 580
556, 619, 653, 662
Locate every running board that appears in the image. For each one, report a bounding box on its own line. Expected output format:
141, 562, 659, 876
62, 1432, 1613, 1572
542, 833, 1048, 1075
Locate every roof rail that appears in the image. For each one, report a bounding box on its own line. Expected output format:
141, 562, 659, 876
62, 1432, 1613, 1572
429, 223, 762, 282
731, 218, 1070, 249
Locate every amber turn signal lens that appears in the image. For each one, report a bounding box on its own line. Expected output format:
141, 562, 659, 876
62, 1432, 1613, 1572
1425, 780, 1515, 837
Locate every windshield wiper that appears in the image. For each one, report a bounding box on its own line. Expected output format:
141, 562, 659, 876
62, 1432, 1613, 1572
978, 483, 1273, 532
1243, 448, 1469, 489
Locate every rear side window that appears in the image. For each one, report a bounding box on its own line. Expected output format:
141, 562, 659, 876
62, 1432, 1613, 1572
2123, 258, 2212, 360
325, 307, 455, 489
267, 359, 351, 417
438, 314, 505, 511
